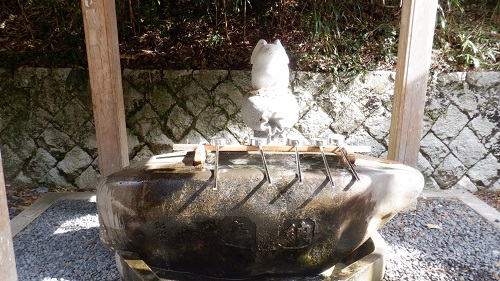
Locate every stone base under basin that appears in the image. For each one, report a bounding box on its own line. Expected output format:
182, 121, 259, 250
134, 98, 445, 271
115, 232, 386, 281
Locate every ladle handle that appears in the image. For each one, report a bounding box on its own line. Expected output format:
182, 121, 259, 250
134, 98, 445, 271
251, 137, 272, 184
328, 135, 360, 182
210, 137, 227, 190
287, 137, 303, 183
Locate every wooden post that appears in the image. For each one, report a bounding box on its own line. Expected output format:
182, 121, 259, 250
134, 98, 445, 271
0, 151, 18, 281
388, 0, 438, 167
81, 0, 129, 177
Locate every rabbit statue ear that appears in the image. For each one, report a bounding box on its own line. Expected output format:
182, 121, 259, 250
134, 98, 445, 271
273, 39, 289, 64
251, 39, 267, 64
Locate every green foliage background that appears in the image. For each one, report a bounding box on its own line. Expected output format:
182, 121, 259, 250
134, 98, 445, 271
0, 0, 498, 72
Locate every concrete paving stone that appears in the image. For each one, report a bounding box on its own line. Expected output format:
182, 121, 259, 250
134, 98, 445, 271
465, 72, 500, 89
330, 102, 366, 135
127, 131, 142, 157
1, 124, 36, 160
214, 80, 245, 108
12, 67, 50, 88
423, 176, 440, 190
148, 83, 176, 116
71, 121, 98, 158
1, 69, 498, 192
449, 88, 489, 119
227, 70, 252, 93
130, 145, 154, 164
436, 72, 466, 90
213, 86, 241, 117
123, 69, 163, 93
359, 71, 395, 94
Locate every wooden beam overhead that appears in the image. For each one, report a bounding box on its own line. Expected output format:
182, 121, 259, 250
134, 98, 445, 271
0, 151, 18, 281
81, 0, 129, 177
388, 0, 438, 167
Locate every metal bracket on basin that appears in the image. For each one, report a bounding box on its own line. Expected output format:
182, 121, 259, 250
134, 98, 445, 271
313, 138, 335, 188
329, 134, 360, 182
287, 136, 304, 183
211, 137, 227, 190
251, 137, 272, 184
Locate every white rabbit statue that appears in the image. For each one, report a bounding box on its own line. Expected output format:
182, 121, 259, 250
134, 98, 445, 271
241, 39, 299, 140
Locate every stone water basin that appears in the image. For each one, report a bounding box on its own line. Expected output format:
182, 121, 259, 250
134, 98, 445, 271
97, 151, 423, 280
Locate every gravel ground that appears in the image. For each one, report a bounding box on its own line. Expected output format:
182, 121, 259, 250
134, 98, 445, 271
12, 197, 500, 281
13, 199, 121, 281
380, 198, 500, 281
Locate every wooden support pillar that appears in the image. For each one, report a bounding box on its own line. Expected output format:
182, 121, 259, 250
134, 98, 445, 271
0, 151, 18, 281
388, 0, 438, 167
81, 0, 129, 177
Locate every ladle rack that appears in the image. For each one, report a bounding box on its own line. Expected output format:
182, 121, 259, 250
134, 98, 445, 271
173, 140, 370, 189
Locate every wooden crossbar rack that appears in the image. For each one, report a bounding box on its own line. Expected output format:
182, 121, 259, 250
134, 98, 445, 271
172, 144, 371, 153
172, 144, 371, 169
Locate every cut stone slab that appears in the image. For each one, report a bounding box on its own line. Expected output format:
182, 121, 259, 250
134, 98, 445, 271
452, 176, 478, 193
97, 152, 423, 279
448, 127, 487, 168
26, 147, 57, 180
57, 146, 93, 180
431, 105, 468, 144
75, 166, 101, 190
39, 125, 75, 160
433, 154, 467, 189
166, 105, 195, 141
466, 153, 499, 188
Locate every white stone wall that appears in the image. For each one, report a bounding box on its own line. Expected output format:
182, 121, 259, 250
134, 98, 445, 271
0, 68, 497, 191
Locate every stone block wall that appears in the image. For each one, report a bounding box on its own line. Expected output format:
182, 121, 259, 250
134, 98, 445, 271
0, 68, 498, 191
